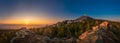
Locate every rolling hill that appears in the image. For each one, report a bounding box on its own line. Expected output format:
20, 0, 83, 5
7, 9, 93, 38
0, 15, 120, 43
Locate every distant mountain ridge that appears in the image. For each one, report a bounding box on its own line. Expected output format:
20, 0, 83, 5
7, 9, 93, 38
75, 15, 93, 21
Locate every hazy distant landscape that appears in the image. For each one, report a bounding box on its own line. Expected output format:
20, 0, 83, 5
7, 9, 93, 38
0, 24, 45, 30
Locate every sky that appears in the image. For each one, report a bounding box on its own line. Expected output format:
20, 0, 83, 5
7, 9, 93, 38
0, 0, 120, 24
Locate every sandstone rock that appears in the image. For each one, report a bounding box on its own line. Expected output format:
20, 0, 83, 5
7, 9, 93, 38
77, 21, 120, 43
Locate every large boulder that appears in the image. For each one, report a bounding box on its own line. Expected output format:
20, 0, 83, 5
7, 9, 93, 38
11, 27, 51, 43
77, 21, 120, 43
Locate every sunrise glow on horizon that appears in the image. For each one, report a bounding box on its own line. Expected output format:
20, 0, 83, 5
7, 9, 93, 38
0, 19, 56, 25
0, 18, 57, 25
0, 12, 57, 25
0, 0, 120, 25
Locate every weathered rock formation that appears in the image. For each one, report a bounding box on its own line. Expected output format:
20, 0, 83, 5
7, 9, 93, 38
11, 27, 76, 43
77, 21, 120, 43
11, 21, 120, 43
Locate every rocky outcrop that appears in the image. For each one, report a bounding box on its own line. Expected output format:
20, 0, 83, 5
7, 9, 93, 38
77, 21, 120, 43
11, 27, 77, 43
11, 21, 120, 43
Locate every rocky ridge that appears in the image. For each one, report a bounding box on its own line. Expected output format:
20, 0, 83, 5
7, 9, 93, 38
10, 15, 120, 43
11, 21, 120, 43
